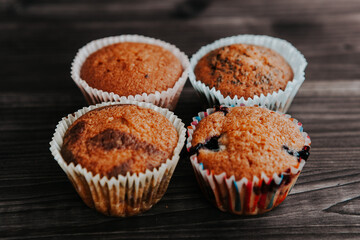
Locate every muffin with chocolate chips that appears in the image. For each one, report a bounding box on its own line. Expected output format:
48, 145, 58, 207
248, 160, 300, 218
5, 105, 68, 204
189, 35, 307, 113
194, 44, 293, 99
187, 106, 311, 215
50, 102, 186, 217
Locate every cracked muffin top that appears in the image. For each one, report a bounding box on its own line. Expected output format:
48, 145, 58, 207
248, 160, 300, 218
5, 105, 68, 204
80, 42, 183, 96
194, 44, 293, 99
61, 104, 178, 178
190, 106, 308, 180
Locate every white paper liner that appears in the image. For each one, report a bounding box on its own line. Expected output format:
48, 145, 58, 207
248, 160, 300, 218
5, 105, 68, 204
49, 100, 186, 216
71, 35, 190, 111
186, 106, 311, 215
189, 35, 307, 113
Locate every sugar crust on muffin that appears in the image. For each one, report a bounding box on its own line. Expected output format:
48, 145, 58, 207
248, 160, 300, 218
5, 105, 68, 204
80, 42, 183, 96
194, 44, 293, 99
190, 106, 305, 180
61, 104, 178, 177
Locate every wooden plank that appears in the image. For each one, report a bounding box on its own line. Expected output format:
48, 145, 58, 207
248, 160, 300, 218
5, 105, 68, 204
1, 0, 360, 238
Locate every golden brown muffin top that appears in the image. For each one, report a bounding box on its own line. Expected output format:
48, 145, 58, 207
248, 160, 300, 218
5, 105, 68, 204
190, 106, 305, 180
80, 42, 183, 96
194, 44, 293, 99
61, 104, 178, 178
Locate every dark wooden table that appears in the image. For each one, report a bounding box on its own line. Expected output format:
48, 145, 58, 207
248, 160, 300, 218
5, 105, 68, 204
1, 0, 360, 239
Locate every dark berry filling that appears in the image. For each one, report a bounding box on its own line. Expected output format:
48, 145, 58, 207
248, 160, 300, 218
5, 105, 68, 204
253, 146, 311, 195
204, 135, 221, 151
215, 105, 229, 115
298, 146, 310, 160
282, 145, 311, 161
189, 135, 221, 155
282, 145, 295, 156
189, 143, 203, 156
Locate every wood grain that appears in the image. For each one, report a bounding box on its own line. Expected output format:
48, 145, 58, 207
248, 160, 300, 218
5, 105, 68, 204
1, 0, 360, 239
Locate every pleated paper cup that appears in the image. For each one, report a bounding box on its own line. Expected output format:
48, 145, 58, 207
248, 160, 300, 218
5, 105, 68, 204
189, 35, 307, 113
186, 106, 311, 215
49, 100, 186, 217
71, 35, 190, 111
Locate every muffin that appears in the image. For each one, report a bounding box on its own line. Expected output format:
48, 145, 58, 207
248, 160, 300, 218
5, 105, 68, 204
61, 104, 178, 177
194, 44, 293, 100
187, 105, 311, 215
80, 42, 183, 97
189, 35, 307, 113
50, 101, 186, 217
71, 35, 190, 110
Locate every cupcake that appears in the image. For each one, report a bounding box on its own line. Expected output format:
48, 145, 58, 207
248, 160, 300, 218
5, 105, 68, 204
71, 35, 190, 110
189, 35, 307, 113
50, 101, 186, 217
186, 105, 311, 215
